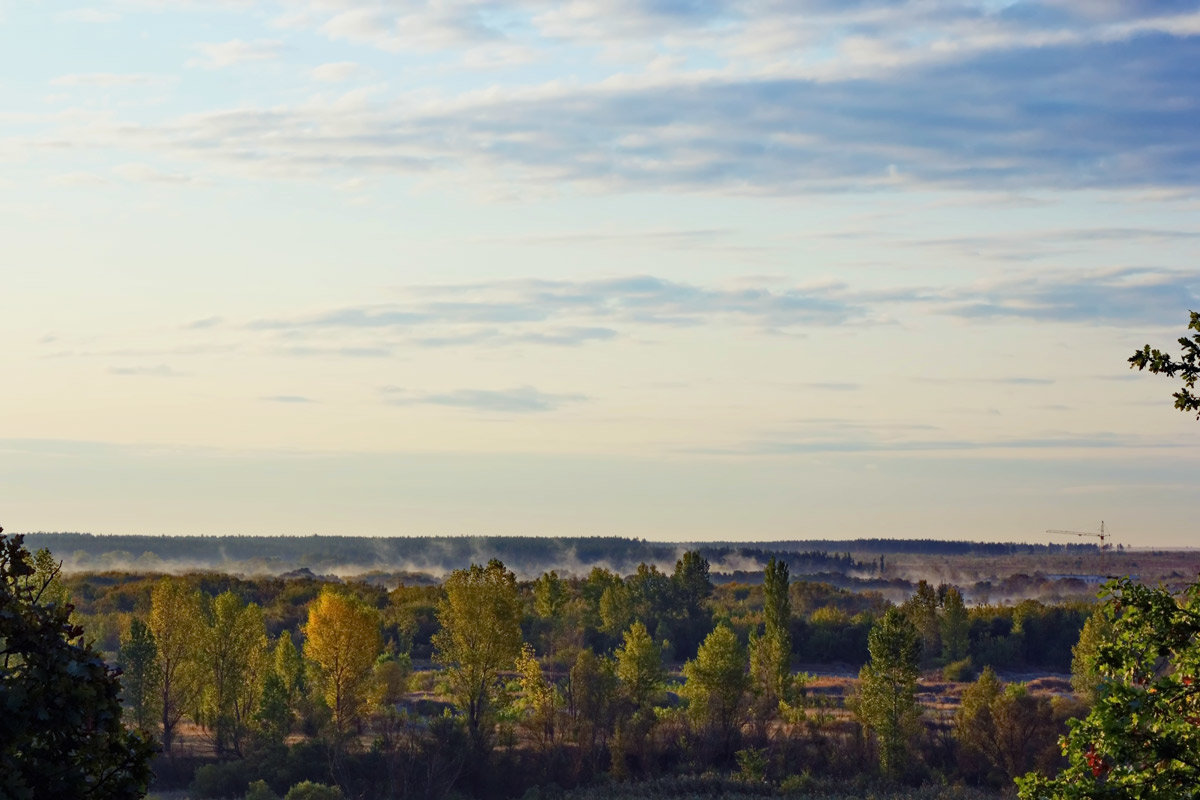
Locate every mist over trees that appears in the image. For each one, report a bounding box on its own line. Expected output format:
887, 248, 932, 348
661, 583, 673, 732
12, 520, 1200, 800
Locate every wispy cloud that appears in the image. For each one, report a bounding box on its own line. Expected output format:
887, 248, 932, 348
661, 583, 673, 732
50, 73, 167, 87
381, 385, 587, 413
108, 364, 185, 377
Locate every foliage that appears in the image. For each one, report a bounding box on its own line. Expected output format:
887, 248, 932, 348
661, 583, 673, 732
118, 616, 161, 731
149, 575, 204, 753
941, 587, 969, 664
432, 559, 524, 750
515, 643, 561, 747
1128, 309, 1200, 417
246, 779, 281, 800
198, 590, 270, 755
957, 668, 1059, 786
615, 621, 665, 712
854, 607, 922, 780
566, 647, 618, 757
670, 551, 715, 658
283, 781, 343, 800
1018, 578, 1200, 800
534, 570, 566, 619
682, 623, 750, 755
304, 587, 382, 737
1070, 607, 1111, 705
749, 557, 792, 721
0, 530, 154, 799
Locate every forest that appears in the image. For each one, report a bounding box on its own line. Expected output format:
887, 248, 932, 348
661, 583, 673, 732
10, 534, 1199, 800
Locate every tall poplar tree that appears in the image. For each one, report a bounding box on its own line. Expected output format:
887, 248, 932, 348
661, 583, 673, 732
855, 607, 922, 780
198, 591, 268, 755
433, 559, 523, 751
750, 557, 792, 712
304, 588, 382, 737
148, 576, 203, 754
118, 618, 161, 732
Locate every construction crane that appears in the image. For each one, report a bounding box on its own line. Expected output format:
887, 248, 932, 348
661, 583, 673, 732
1046, 521, 1111, 550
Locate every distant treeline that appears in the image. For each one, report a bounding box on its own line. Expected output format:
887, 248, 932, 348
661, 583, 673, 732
20, 532, 1095, 578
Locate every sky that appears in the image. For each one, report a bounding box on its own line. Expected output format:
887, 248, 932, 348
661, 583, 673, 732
2, 0, 1199, 546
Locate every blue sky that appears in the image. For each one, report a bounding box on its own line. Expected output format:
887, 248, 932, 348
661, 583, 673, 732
2, 0, 1199, 545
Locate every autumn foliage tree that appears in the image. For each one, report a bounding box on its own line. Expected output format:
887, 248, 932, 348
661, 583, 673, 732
304, 588, 382, 737
432, 559, 523, 751
148, 576, 204, 755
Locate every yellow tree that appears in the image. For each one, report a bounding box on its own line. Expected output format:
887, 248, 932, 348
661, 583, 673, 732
432, 559, 523, 751
148, 576, 204, 754
304, 588, 382, 737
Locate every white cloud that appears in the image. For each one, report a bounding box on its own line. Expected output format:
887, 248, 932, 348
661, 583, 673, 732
50, 73, 168, 88
50, 172, 108, 186
190, 39, 285, 69
311, 61, 363, 83
113, 163, 193, 184
55, 8, 120, 23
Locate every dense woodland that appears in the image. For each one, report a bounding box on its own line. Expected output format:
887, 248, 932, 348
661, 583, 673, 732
17, 537, 1157, 800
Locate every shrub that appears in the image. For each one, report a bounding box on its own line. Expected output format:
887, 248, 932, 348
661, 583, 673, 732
941, 657, 976, 682
283, 781, 344, 800
190, 760, 255, 799
246, 780, 280, 800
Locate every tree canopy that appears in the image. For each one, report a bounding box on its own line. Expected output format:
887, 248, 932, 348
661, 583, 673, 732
1018, 578, 1200, 800
1128, 309, 1200, 418
0, 529, 154, 799
432, 559, 523, 750
855, 607, 922, 780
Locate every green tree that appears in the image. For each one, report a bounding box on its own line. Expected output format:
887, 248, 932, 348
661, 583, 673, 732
197, 590, 268, 755
273, 630, 307, 714
1070, 607, 1112, 705
1128, 310, 1200, 417
941, 586, 970, 664
855, 607, 922, 780
432, 559, 523, 751
683, 623, 750, 756
567, 648, 617, 757
304, 588, 382, 737
615, 621, 665, 712
148, 576, 204, 754
515, 643, 560, 747
750, 556, 792, 716
903, 580, 940, 667
1018, 578, 1200, 800
118, 618, 161, 732
670, 551, 715, 657
0, 530, 154, 799
255, 671, 291, 747
958, 668, 1059, 786
600, 581, 634, 637
534, 570, 565, 618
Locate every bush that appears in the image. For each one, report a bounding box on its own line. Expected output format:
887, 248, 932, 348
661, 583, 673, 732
283, 781, 343, 800
941, 657, 976, 682
191, 760, 256, 799
246, 780, 280, 800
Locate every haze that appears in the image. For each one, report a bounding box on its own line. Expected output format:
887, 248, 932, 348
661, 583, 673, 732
3, 1, 1199, 545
